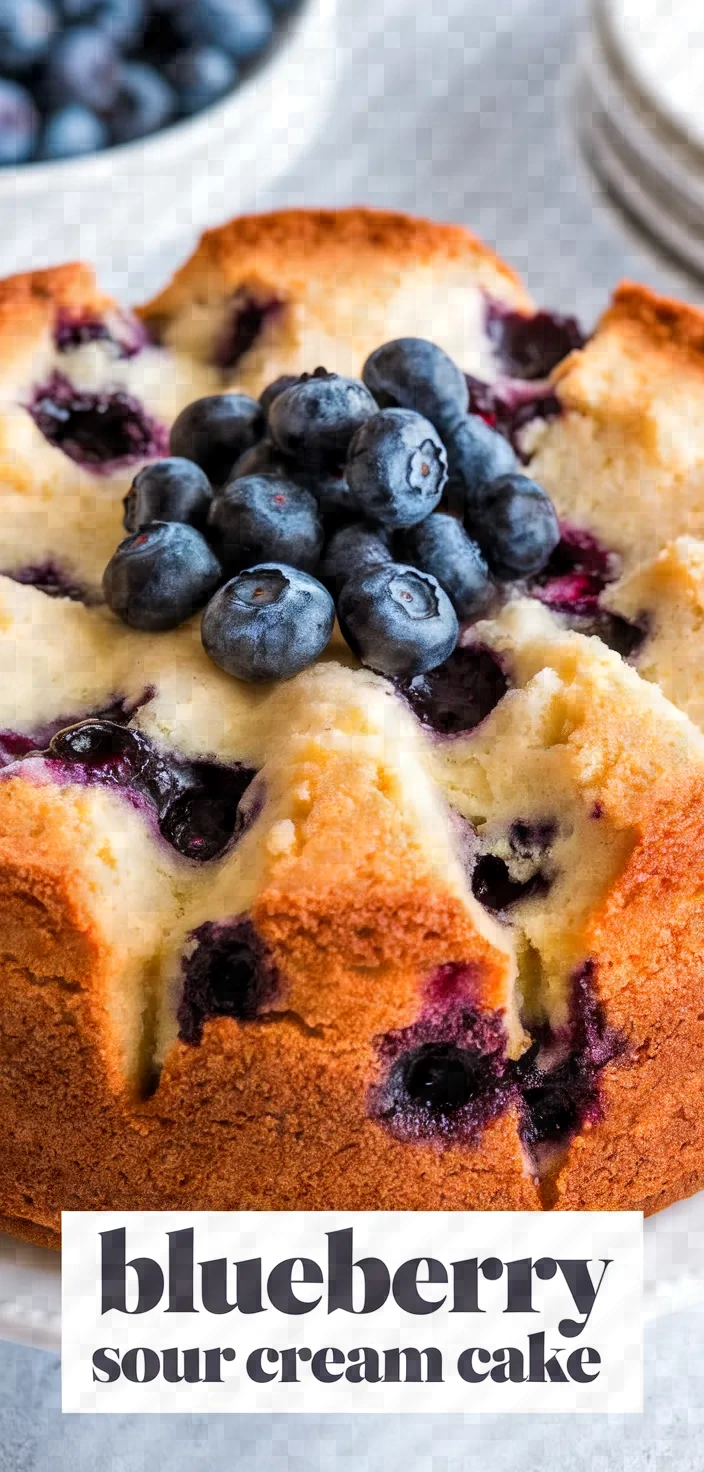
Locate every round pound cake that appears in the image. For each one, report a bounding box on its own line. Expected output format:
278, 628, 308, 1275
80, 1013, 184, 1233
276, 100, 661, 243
1, 208, 704, 1246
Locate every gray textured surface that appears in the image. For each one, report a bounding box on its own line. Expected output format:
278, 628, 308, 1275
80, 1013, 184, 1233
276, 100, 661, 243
232, 0, 698, 320
2, 1308, 704, 1470
1, 0, 703, 1464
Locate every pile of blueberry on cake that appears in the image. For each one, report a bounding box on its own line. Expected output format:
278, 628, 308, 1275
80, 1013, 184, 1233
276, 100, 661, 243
3, 209, 704, 1246
101, 338, 580, 685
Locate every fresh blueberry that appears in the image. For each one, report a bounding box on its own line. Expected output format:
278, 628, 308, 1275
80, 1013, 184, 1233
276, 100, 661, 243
169, 392, 264, 486
94, 0, 145, 47
59, 0, 95, 16
202, 563, 335, 682
229, 439, 285, 479
345, 408, 447, 529
362, 338, 469, 437
294, 464, 357, 521
175, 0, 274, 62
123, 458, 213, 533
62, 0, 145, 46
0, 0, 57, 74
45, 26, 120, 112
319, 521, 392, 595
207, 472, 323, 576
165, 44, 237, 115
443, 414, 518, 518
338, 563, 458, 678
259, 374, 299, 418
103, 521, 222, 631
0, 80, 39, 164
400, 512, 493, 621
109, 62, 176, 143
468, 472, 560, 579
40, 103, 108, 159
230, 435, 355, 519
268, 368, 377, 466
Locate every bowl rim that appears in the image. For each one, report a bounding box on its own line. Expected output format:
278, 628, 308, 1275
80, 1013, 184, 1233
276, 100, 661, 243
0, 0, 324, 195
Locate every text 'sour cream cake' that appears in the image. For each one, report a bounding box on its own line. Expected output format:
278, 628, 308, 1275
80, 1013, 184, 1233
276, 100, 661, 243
2, 207, 704, 1249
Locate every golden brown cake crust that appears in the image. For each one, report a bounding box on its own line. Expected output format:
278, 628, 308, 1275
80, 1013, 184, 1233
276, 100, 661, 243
0, 772, 540, 1235
550, 279, 704, 402
598, 280, 704, 369
0, 1214, 61, 1252
554, 771, 704, 1213
527, 278, 704, 572
0, 262, 116, 365
139, 205, 532, 323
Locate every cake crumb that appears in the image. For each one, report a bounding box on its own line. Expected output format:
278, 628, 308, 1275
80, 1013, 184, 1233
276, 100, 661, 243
266, 819, 296, 856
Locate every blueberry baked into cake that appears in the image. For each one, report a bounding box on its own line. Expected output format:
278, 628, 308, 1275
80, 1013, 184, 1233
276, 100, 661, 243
2, 208, 704, 1250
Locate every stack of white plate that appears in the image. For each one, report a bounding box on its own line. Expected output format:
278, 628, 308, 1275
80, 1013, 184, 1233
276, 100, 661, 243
578, 0, 704, 281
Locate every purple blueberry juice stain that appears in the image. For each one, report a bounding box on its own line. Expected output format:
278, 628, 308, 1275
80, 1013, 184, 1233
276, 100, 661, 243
54, 310, 148, 360
564, 611, 646, 661
484, 302, 586, 382
425, 960, 489, 1008
471, 856, 550, 911
3, 714, 258, 864
514, 962, 626, 1153
28, 372, 168, 474
471, 819, 557, 913
213, 292, 286, 373
10, 559, 89, 603
530, 525, 621, 614
529, 525, 646, 658
465, 374, 562, 457
400, 645, 509, 736
368, 987, 513, 1144
0, 731, 42, 764
463, 304, 585, 457
370, 957, 626, 1163
177, 917, 280, 1045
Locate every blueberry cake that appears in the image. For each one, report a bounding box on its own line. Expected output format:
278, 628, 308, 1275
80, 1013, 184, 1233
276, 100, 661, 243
2, 209, 704, 1250
523, 281, 704, 711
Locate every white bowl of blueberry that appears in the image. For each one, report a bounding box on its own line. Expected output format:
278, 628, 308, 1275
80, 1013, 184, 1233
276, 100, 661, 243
0, 0, 336, 286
